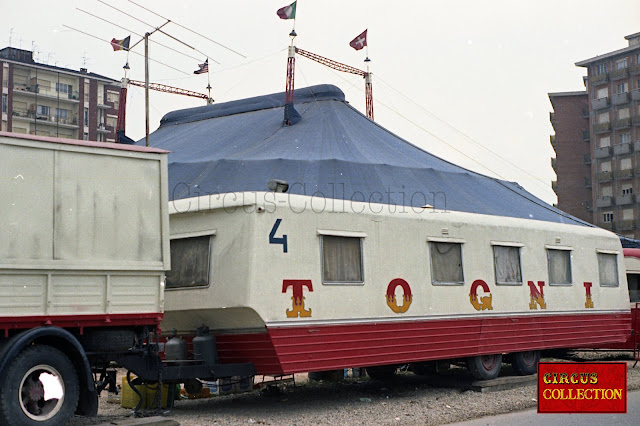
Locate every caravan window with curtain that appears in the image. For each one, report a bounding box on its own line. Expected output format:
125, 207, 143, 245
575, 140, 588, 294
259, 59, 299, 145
322, 236, 363, 284
547, 248, 572, 286
597, 253, 619, 287
165, 236, 211, 289
493, 245, 523, 285
429, 242, 464, 285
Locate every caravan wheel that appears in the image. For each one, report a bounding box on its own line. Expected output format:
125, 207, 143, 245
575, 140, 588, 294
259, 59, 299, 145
511, 351, 540, 376
467, 354, 502, 380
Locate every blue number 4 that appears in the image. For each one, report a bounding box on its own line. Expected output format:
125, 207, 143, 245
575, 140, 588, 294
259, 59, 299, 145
269, 218, 288, 253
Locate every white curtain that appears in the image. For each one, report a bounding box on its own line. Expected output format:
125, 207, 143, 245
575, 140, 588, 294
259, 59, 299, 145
547, 249, 572, 285
494, 246, 522, 284
430, 242, 464, 284
323, 236, 363, 283
597, 253, 619, 287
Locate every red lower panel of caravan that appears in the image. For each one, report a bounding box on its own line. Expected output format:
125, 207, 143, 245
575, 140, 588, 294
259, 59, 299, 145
215, 312, 631, 375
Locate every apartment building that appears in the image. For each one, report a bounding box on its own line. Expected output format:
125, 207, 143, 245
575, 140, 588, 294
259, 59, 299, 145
0, 47, 121, 142
550, 32, 640, 238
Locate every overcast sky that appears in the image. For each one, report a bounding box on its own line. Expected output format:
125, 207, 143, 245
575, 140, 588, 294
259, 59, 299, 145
3, 0, 640, 204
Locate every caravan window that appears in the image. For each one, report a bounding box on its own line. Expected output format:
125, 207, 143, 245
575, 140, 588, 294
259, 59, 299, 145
430, 242, 464, 285
547, 248, 572, 286
493, 245, 523, 285
597, 253, 619, 287
322, 236, 363, 284
165, 236, 211, 289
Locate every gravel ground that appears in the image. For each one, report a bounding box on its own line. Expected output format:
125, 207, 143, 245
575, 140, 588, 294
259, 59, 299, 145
70, 351, 640, 426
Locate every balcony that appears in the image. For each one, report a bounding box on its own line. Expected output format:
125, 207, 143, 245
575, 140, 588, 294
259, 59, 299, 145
632, 64, 640, 75
610, 68, 629, 80
611, 92, 630, 105
591, 97, 610, 110
595, 171, 612, 182
582, 130, 590, 141
551, 180, 558, 193
550, 134, 556, 148
12, 84, 80, 102
617, 219, 635, 231
598, 222, 614, 231
582, 108, 590, 118
593, 122, 611, 134
585, 201, 593, 211
584, 153, 592, 164
633, 115, 640, 125
613, 142, 632, 155
590, 73, 609, 84
551, 157, 557, 172
632, 89, 640, 101
596, 196, 614, 208
615, 193, 635, 205
614, 118, 631, 129
593, 146, 612, 158
584, 177, 592, 188
549, 112, 556, 123
635, 141, 640, 152
614, 168, 634, 179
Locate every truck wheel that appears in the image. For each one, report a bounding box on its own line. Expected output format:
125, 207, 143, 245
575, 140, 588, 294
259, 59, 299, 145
511, 350, 540, 376
0, 345, 79, 425
467, 354, 502, 380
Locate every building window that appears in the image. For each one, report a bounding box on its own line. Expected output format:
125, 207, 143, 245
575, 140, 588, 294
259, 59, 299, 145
596, 87, 609, 99
493, 245, 522, 285
601, 185, 612, 197
322, 236, 364, 284
615, 58, 628, 69
83, 132, 88, 140
597, 253, 619, 287
1, 94, 6, 113
622, 186, 633, 195
36, 105, 50, 116
618, 108, 630, 119
596, 63, 607, 75
165, 236, 212, 289
603, 212, 614, 222
617, 82, 628, 94
600, 160, 611, 173
106, 91, 120, 110
106, 116, 117, 128
55, 83, 72, 94
55, 108, 68, 119
622, 208, 634, 219
430, 241, 464, 285
547, 248, 572, 286
597, 112, 609, 124
619, 133, 631, 144
620, 158, 632, 170
84, 107, 89, 126
598, 136, 611, 148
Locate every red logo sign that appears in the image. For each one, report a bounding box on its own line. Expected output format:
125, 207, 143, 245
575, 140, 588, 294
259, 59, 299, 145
537, 362, 627, 413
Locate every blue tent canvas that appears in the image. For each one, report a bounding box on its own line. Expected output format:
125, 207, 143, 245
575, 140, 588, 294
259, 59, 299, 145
142, 84, 585, 226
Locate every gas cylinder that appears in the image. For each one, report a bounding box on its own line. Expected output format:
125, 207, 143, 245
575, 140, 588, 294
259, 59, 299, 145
165, 329, 188, 364
192, 326, 218, 366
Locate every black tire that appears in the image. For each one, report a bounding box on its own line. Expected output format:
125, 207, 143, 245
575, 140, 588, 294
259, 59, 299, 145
467, 354, 502, 380
511, 350, 540, 376
366, 365, 397, 381
0, 345, 79, 425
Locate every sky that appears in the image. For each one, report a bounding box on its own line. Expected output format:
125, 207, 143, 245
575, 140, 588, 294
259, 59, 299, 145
3, 0, 640, 204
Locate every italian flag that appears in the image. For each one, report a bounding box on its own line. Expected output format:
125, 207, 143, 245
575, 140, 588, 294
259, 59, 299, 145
277, 1, 297, 20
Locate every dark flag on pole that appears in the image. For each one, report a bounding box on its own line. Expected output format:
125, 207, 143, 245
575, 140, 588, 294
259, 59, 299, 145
349, 30, 367, 51
194, 59, 209, 74
111, 35, 130, 51
277, 1, 297, 20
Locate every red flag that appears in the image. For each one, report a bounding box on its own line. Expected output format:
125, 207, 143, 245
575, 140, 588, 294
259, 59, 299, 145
349, 30, 367, 51
111, 35, 130, 52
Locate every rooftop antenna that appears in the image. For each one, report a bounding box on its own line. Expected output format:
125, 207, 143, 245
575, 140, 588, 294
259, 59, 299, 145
8, 28, 13, 47
82, 51, 88, 68
278, 1, 298, 125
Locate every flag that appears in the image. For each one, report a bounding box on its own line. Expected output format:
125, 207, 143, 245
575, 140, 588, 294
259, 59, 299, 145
111, 35, 130, 52
349, 30, 367, 51
277, 1, 297, 20
194, 59, 209, 74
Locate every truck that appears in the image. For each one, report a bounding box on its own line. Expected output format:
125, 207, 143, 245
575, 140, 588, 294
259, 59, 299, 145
0, 132, 254, 425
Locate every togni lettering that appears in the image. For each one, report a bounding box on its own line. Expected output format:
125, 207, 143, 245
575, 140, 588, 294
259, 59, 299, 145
469, 279, 493, 311
282, 279, 313, 318
528, 280, 547, 310
583, 281, 594, 309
